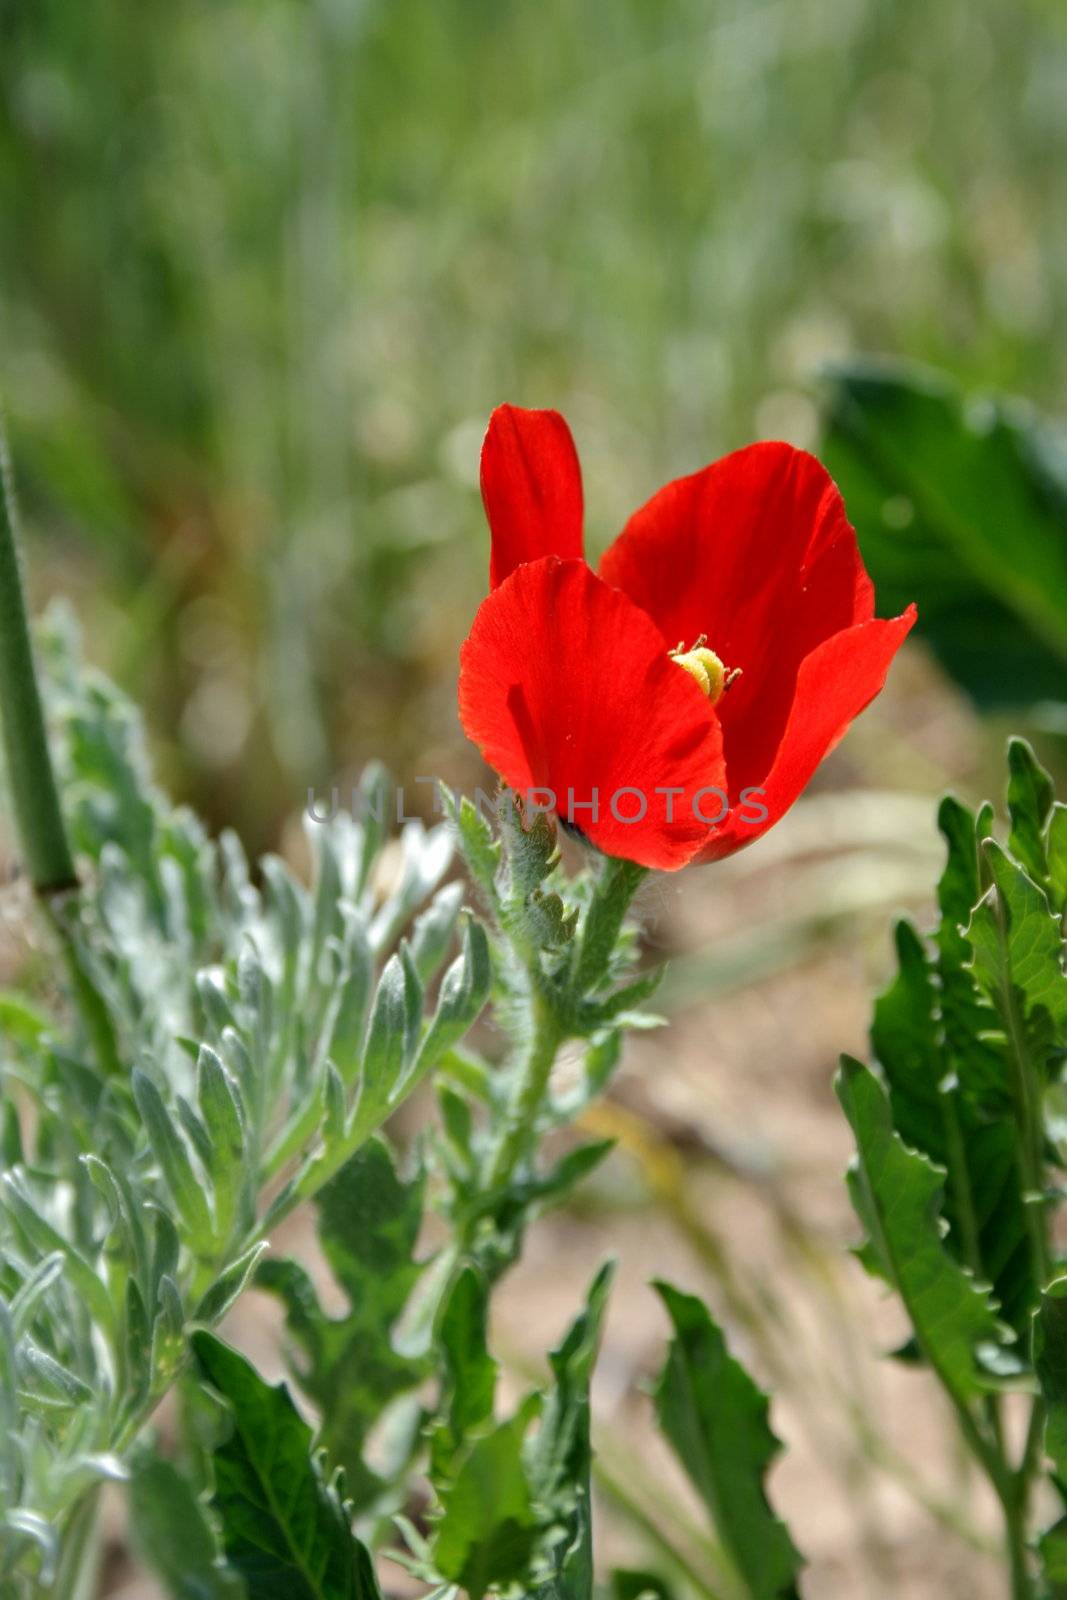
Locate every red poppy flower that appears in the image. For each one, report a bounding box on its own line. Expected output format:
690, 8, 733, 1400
459, 404, 915, 872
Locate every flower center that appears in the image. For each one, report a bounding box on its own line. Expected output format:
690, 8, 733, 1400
668, 634, 740, 705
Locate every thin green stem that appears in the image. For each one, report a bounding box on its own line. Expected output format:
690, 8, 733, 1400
0, 418, 123, 1075
573, 856, 647, 994
484, 990, 561, 1190
0, 413, 77, 894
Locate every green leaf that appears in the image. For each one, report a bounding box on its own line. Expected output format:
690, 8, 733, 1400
870, 918, 1032, 1339
611, 1573, 675, 1600
1007, 738, 1055, 889
255, 1139, 426, 1509
133, 1069, 215, 1250
197, 1046, 249, 1243
969, 841, 1067, 1054
528, 1262, 615, 1600
195, 1243, 269, 1325
436, 1265, 497, 1455
192, 1332, 382, 1600
409, 881, 465, 983
449, 792, 502, 899
1049, 805, 1067, 920
820, 359, 1067, 709
934, 797, 1009, 1113
128, 1453, 244, 1600
1036, 1279, 1067, 1485
411, 917, 492, 1083
1034, 1281, 1067, 1593
652, 1281, 801, 1600
500, 795, 559, 901
431, 1397, 541, 1600
836, 1056, 1008, 1409
358, 953, 412, 1119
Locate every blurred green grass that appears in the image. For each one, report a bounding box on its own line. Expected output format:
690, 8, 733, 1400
1, 0, 1065, 851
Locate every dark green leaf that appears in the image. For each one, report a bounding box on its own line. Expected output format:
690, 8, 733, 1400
969, 841, 1067, 1056
1049, 805, 1067, 920
528, 1262, 615, 1600
820, 359, 1067, 709
836, 1056, 1008, 1408
431, 1397, 541, 1600
652, 1281, 800, 1600
436, 1265, 497, 1455
1034, 1281, 1067, 1594
128, 1453, 244, 1600
1007, 738, 1055, 890
612, 1570, 675, 1600
192, 1332, 381, 1600
255, 1139, 426, 1509
871, 918, 1032, 1338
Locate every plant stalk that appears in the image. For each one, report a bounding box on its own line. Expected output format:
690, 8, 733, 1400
0, 414, 77, 895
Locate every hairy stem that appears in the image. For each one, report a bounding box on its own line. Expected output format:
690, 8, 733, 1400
484, 988, 562, 1191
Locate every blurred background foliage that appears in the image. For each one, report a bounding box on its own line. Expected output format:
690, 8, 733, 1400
2, 0, 1066, 853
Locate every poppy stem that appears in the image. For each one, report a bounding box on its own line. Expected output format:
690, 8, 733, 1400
486, 853, 647, 1195
574, 855, 648, 994
485, 988, 562, 1193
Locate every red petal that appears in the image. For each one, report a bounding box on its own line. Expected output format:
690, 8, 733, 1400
458, 559, 726, 871
481, 405, 584, 589
599, 442, 874, 796
696, 606, 917, 862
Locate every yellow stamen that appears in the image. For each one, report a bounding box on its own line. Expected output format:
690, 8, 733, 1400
669, 637, 739, 706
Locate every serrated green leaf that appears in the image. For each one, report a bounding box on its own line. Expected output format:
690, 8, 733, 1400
436, 1265, 497, 1459
528, 1262, 615, 1600
255, 1139, 426, 1509
522, 889, 579, 951
934, 798, 1010, 1114
871, 918, 1033, 1338
1036, 1280, 1067, 1485
449, 793, 502, 898
1007, 738, 1055, 889
500, 796, 559, 900
431, 1396, 541, 1600
969, 841, 1067, 1053
1048, 805, 1067, 921
1034, 1281, 1067, 1594
193, 1332, 382, 1600
836, 1056, 1009, 1408
652, 1281, 800, 1600
128, 1453, 244, 1600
